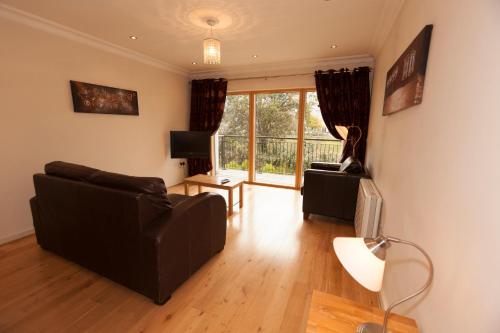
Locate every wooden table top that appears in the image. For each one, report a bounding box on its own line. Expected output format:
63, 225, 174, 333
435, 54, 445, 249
306, 291, 418, 333
184, 174, 244, 189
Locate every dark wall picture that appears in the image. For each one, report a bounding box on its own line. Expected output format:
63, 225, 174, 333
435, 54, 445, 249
70, 81, 139, 116
383, 25, 433, 116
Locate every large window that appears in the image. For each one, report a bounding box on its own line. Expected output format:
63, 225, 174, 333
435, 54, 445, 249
215, 90, 342, 189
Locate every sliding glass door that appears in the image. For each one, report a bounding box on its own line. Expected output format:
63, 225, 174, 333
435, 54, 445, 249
255, 92, 300, 186
215, 89, 341, 189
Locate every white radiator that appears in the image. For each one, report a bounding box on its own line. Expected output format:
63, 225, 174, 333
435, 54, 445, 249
354, 179, 382, 238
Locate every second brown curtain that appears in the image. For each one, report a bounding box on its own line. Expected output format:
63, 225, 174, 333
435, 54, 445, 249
314, 67, 371, 163
188, 78, 228, 176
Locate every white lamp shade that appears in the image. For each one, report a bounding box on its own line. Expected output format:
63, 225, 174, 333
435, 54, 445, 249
333, 237, 386, 292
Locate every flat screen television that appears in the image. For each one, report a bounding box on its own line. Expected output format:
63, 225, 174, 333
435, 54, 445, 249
170, 131, 211, 158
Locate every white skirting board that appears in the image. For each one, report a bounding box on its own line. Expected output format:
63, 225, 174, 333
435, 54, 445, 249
0, 227, 35, 245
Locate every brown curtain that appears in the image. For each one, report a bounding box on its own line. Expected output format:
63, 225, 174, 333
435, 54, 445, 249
314, 67, 371, 163
188, 78, 228, 176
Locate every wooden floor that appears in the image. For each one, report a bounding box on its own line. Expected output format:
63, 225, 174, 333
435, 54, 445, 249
0, 184, 378, 333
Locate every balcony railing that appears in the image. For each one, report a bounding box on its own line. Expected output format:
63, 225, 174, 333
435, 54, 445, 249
217, 134, 343, 175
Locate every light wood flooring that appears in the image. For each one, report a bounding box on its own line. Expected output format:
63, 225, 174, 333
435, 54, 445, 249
0, 184, 378, 332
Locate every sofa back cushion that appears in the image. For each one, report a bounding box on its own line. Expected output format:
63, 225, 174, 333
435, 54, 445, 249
88, 171, 172, 211
45, 161, 99, 181
43, 161, 172, 220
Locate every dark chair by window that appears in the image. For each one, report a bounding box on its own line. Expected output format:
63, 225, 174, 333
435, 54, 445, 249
302, 157, 368, 221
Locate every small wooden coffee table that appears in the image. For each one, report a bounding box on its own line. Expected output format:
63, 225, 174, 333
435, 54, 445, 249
184, 174, 244, 216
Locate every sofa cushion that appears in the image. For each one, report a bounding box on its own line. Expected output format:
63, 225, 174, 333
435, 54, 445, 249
89, 171, 166, 195
88, 171, 172, 210
88, 171, 172, 208
45, 161, 99, 181
339, 156, 363, 174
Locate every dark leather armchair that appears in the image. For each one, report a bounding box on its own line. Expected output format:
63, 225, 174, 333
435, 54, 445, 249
30, 161, 226, 305
302, 158, 368, 221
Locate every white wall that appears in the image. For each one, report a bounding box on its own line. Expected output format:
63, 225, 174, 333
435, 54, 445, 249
0, 17, 189, 244
366, 0, 500, 332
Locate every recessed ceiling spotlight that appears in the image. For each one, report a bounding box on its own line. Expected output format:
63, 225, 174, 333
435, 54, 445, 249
331, 44, 338, 49
192, 61, 198, 65
129, 35, 138, 40
252, 54, 258, 58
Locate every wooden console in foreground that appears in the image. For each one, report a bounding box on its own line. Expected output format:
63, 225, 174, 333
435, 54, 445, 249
306, 290, 418, 333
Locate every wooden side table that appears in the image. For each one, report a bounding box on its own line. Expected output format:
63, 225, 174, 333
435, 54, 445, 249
184, 174, 244, 216
306, 291, 418, 333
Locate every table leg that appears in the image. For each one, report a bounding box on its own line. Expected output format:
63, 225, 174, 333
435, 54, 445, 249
239, 184, 244, 208
184, 183, 189, 196
198, 185, 202, 193
228, 188, 233, 216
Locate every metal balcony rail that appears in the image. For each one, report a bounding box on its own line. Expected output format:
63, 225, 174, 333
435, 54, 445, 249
218, 134, 343, 175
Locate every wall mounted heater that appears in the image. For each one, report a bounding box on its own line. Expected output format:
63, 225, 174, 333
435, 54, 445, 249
354, 179, 383, 238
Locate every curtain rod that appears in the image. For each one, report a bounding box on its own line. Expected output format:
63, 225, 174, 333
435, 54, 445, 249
228, 72, 312, 82
190, 67, 373, 83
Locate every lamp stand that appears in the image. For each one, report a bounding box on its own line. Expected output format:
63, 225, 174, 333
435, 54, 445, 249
357, 322, 387, 333
358, 237, 434, 333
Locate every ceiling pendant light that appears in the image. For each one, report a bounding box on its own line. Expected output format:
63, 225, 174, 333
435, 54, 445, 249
203, 19, 221, 65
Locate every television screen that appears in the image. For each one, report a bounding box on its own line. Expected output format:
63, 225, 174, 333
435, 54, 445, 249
170, 131, 211, 159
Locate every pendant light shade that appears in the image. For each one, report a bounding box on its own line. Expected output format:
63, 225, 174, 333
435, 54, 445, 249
203, 37, 221, 65
203, 19, 221, 65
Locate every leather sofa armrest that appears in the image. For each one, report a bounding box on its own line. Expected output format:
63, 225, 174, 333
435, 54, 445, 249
142, 192, 226, 243
30, 196, 46, 247
140, 192, 226, 303
310, 162, 342, 171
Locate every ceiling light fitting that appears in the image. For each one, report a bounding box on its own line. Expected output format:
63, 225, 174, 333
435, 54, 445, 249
203, 19, 221, 65
129, 35, 138, 40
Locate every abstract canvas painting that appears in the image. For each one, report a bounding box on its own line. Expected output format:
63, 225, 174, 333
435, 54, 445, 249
70, 81, 139, 116
383, 25, 433, 115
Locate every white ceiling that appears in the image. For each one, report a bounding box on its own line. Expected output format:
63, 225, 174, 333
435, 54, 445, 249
0, 0, 403, 74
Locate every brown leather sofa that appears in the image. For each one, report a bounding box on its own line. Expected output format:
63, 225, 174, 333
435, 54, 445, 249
30, 161, 227, 305
302, 157, 369, 221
